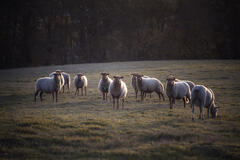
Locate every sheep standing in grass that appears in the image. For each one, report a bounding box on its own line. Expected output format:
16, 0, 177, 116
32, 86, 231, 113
74, 73, 88, 96
61, 72, 71, 93
34, 73, 61, 102
98, 73, 112, 101
49, 70, 65, 93
166, 76, 191, 109
136, 75, 165, 102
131, 73, 151, 99
109, 76, 127, 109
191, 85, 218, 120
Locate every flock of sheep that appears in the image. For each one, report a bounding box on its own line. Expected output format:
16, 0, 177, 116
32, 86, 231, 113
34, 70, 219, 120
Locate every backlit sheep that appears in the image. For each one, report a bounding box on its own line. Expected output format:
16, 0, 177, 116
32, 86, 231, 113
98, 72, 113, 101
166, 76, 191, 109
136, 75, 165, 101
109, 75, 127, 109
191, 85, 218, 120
34, 73, 61, 102
74, 73, 88, 96
49, 70, 65, 93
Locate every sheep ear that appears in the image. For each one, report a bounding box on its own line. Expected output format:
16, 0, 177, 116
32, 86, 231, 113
120, 76, 124, 79
106, 73, 109, 75
113, 76, 116, 78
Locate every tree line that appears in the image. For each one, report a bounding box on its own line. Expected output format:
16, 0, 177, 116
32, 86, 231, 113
0, 0, 239, 68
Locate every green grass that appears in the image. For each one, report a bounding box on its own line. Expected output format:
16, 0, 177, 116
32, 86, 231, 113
0, 60, 240, 160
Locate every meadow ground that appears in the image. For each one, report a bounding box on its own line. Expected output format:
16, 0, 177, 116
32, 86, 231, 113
0, 60, 240, 160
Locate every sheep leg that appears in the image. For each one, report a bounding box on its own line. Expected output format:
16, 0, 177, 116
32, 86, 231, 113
81, 88, 83, 96
150, 93, 151, 98
113, 98, 115, 109
161, 93, 165, 101
191, 103, 195, 121
34, 90, 40, 102
183, 97, 186, 108
117, 98, 119, 110
157, 93, 161, 101
85, 87, 87, 96
207, 107, 210, 118
62, 86, 65, 93
55, 91, 58, 102
201, 105, 204, 120
141, 91, 144, 101
122, 98, 124, 109
144, 92, 147, 98
169, 97, 173, 109
106, 93, 108, 101
75, 88, 78, 96
52, 92, 55, 102
135, 89, 138, 99
102, 93, 105, 100
40, 91, 43, 101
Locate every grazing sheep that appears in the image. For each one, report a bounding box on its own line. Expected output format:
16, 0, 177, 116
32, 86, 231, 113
34, 73, 61, 102
109, 75, 127, 109
61, 72, 71, 93
131, 73, 151, 99
49, 70, 65, 93
136, 75, 165, 101
74, 73, 88, 96
191, 85, 218, 120
98, 72, 113, 101
166, 76, 191, 109
175, 78, 195, 91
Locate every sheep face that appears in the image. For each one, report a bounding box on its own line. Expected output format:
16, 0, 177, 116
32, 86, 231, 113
210, 105, 218, 118
113, 76, 123, 87
53, 73, 61, 90
136, 75, 144, 88
77, 73, 83, 82
101, 73, 109, 81
166, 77, 175, 89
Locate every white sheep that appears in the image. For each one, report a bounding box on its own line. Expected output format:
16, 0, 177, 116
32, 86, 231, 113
191, 85, 218, 120
131, 73, 151, 99
74, 73, 88, 96
49, 70, 65, 93
175, 78, 195, 91
166, 76, 191, 109
61, 72, 71, 93
136, 75, 165, 101
109, 75, 128, 109
34, 73, 61, 102
98, 72, 113, 101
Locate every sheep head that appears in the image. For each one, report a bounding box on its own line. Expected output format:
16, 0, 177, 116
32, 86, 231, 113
210, 105, 219, 118
77, 73, 84, 82
136, 74, 144, 89
101, 72, 109, 80
53, 73, 61, 86
166, 75, 175, 88
113, 75, 123, 87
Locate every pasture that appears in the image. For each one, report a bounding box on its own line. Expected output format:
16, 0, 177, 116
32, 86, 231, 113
0, 60, 240, 160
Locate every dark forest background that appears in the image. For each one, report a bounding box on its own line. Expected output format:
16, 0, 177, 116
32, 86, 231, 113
0, 0, 239, 69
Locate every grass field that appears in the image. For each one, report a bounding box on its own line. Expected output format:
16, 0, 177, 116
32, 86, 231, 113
0, 60, 240, 160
